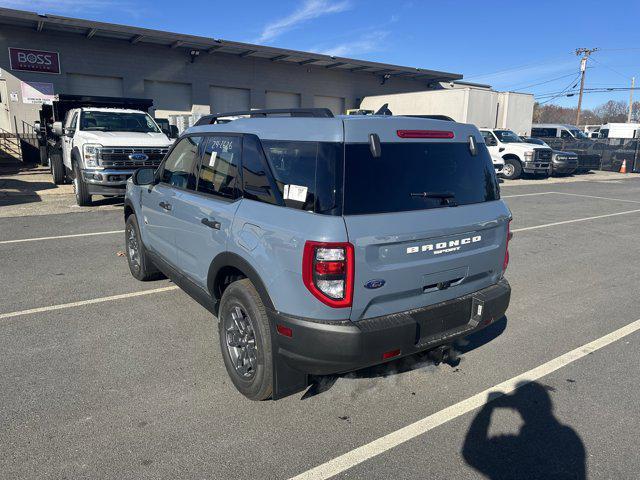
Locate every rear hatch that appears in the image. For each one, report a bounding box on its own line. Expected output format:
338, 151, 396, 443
342, 117, 511, 321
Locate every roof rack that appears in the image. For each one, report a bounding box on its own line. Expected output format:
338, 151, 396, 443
194, 108, 334, 126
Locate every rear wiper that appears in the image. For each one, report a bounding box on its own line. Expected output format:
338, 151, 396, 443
410, 191, 457, 206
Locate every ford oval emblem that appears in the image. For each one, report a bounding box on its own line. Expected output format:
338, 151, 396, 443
364, 279, 385, 289
129, 153, 148, 161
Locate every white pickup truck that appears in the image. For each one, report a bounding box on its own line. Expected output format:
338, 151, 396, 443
479, 129, 552, 180
52, 108, 172, 206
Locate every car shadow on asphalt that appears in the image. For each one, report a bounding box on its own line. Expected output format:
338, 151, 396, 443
462, 381, 586, 479
302, 316, 508, 399
0, 178, 55, 207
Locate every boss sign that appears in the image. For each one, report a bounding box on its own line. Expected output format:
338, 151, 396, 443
9, 48, 61, 74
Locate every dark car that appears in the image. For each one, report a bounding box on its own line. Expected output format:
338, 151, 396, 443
522, 137, 578, 176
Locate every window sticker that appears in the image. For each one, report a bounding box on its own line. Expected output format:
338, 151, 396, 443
284, 184, 308, 202
208, 151, 218, 167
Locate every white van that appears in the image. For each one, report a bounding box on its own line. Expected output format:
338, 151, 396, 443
598, 123, 640, 140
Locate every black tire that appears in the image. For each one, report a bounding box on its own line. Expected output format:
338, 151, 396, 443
218, 278, 273, 401
125, 214, 162, 281
502, 158, 522, 180
72, 161, 92, 206
50, 153, 65, 185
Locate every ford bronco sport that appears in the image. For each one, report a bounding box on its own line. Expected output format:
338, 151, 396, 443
124, 108, 512, 400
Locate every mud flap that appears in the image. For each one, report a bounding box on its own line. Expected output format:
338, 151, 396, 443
268, 310, 309, 400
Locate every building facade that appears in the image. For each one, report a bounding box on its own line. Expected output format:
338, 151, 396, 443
0, 7, 461, 134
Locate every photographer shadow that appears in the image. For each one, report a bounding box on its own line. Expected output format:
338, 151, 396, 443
462, 381, 586, 479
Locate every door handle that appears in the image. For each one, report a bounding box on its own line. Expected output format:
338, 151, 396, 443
201, 218, 221, 230
159, 201, 172, 211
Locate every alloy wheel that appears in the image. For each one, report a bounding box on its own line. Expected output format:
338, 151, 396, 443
127, 225, 140, 272
224, 305, 258, 378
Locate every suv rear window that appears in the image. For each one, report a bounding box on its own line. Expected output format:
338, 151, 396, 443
261, 140, 343, 215
343, 142, 499, 215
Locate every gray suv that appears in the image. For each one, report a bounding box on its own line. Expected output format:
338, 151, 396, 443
124, 108, 512, 400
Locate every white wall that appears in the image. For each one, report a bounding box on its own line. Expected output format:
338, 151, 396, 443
361, 88, 533, 134
497, 92, 534, 135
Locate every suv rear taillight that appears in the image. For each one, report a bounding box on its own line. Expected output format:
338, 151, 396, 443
503, 221, 512, 272
303, 241, 354, 308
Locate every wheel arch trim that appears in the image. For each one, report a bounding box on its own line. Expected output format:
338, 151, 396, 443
208, 252, 275, 314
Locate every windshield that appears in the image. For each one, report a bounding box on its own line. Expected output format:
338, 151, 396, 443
493, 130, 523, 143
343, 142, 499, 215
569, 129, 588, 139
80, 111, 160, 133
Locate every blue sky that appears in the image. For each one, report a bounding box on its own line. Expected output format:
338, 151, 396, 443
2, 0, 639, 109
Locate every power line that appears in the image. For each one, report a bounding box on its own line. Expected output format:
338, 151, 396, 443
464, 55, 573, 80
589, 56, 632, 80
507, 72, 580, 92
537, 74, 582, 105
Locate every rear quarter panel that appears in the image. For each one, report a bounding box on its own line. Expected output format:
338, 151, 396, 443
230, 199, 350, 321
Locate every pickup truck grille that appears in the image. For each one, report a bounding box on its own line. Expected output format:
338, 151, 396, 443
534, 149, 552, 162
99, 147, 169, 168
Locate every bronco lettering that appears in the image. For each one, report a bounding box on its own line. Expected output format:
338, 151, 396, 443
407, 235, 482, 255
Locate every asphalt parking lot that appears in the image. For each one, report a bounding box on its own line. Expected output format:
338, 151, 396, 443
2, 172, 640, 479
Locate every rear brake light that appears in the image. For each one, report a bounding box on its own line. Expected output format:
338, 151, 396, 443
503, 221, 512, 272
303, 241, 354, 308
397, 130, 455, 139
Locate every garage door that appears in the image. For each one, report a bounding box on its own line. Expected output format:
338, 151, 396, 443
66, 73, 123, 97
314, 95, 345, 115
210, 86, 250, 113
144, 80, 192, 116
265, 91, 301, 109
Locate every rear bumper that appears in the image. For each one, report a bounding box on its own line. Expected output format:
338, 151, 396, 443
271, 279, 511, 376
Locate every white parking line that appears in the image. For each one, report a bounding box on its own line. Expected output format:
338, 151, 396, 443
0, 230, 124, 245
289, 317, 640, 480
551, 192, 640, 204
0, 286, 179, 320
501, 192, 556, 198
512, 208, 640, 233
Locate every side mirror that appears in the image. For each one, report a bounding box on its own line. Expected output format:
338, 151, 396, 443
132, 167, 157, 186
52, 121, 63, 137
169, 125, 179, 139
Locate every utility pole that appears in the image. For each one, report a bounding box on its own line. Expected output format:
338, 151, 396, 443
628, 76, 635, 123
575, 47, 598, 126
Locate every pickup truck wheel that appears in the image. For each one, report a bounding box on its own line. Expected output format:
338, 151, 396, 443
50, 153, 65, 185
72, 162, 92, 206
125, 214, 162, 281
502, 159, 522, 180
218, 278, 273, 401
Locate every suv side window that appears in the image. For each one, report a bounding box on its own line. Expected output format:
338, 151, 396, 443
197, 135, 240, 199
242, 135, 278, 205
161, 136, 203, 189
560, 129, 573, 139
261, 140, 343, 214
